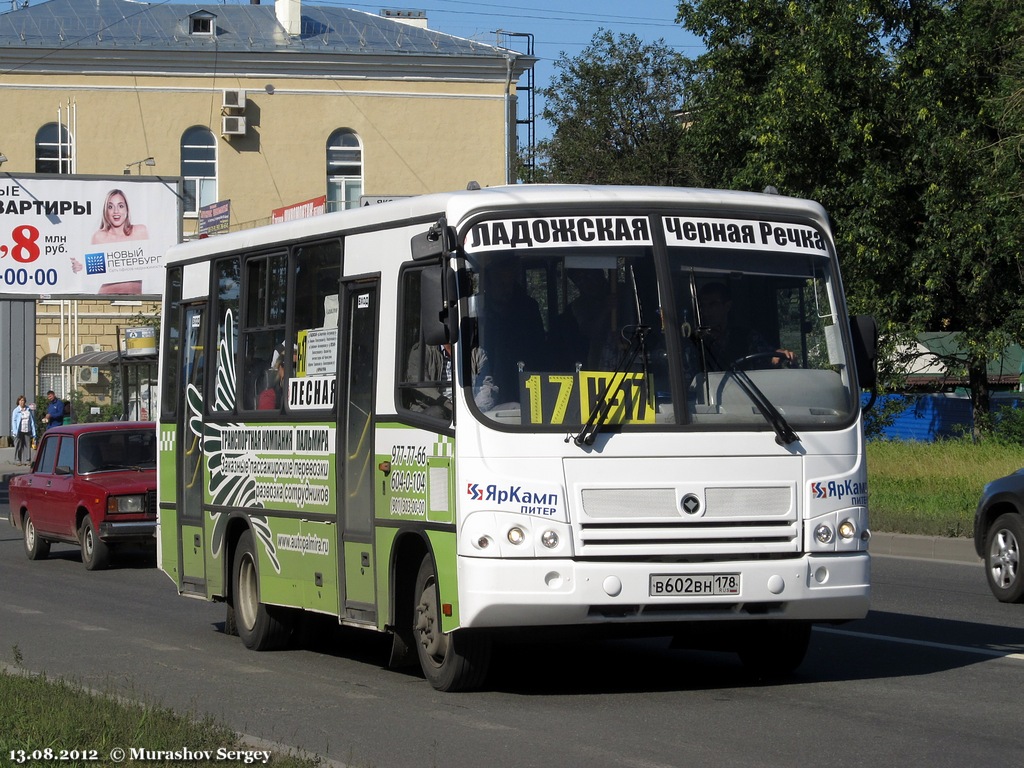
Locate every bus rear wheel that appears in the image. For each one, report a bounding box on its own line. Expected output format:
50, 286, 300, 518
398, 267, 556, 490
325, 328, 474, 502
413, 554, 491, 691
232, 530, 290, 651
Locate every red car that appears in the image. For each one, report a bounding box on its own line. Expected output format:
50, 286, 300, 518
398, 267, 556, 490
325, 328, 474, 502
9, 422, 157, 570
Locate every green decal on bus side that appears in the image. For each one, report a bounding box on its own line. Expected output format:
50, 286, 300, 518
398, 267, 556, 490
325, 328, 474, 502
183, 309, 342, 611
374, 526, 399, 632
158, 423, 176, 505
376, 430, 455, 524
426, 529, 460, 633
344, 540, 375, 606
182, 523, 204, 583
159, 505, 180, 585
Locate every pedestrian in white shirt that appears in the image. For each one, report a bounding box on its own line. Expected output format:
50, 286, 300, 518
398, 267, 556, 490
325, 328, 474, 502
11, 395, 37, 466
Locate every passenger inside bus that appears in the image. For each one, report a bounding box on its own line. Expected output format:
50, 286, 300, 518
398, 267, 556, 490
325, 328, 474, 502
476, 257, 546, 401
258, 364, 282, 410
257, 343, 293, 410
405, 342, 496, 418
694, 282, 794, 370
549, 267, 622, 371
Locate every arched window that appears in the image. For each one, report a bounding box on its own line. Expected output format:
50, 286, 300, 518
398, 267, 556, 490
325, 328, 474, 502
39, 353, 64, 399
326, 129, 363, 212
36, 123, 73, 174
181, 127, 217, 217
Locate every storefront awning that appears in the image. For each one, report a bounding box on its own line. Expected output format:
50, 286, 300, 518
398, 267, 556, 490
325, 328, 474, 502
62, 351, 158, 366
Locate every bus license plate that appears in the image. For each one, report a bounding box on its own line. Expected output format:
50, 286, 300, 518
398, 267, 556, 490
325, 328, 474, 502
649, 573, 740, 597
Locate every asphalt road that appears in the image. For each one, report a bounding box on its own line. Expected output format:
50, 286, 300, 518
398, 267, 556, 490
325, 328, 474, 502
2, 497, 1023, 768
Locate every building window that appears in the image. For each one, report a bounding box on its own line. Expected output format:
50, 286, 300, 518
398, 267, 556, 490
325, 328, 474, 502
36, 123, 73, 174
181, 126, 217, 217
188, 12, 215, 36
39, 353, 64, 399
326, 129, 363, 212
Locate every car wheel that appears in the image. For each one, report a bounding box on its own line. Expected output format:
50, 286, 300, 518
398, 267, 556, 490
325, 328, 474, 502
985, 513, 1024, 603
413, 554, 492, 691
737, 621, 812, 677
232, 530, 290, 650
23, 512, 51, 561
80, 516, 110, 571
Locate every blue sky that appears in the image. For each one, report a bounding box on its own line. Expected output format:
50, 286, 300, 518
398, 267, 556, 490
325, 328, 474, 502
351, 1, 705, 140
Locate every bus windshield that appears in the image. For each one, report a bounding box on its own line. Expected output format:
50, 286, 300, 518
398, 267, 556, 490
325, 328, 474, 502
461, 214, 856, 434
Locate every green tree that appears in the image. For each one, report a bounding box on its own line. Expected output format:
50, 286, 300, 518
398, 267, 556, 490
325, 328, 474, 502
677, 0, 1024, 439
533, 30, 694, 185
866, 0, 1024, 438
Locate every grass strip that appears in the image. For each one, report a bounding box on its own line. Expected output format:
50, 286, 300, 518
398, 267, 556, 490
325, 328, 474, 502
867, 439, 1024, 537
0, 666, 322, 767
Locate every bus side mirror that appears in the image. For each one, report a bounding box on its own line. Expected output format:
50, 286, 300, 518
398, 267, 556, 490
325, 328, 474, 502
411, 217, 455, 261
420, 265, 460, 346
850, 314, 878, 391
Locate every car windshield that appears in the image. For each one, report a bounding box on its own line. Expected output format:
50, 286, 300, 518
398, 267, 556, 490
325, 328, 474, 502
77, 430, 157, 473
460, 212, 856, 434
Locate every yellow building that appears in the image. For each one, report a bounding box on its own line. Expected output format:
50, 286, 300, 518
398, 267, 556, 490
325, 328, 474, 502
0, 0, 534, 416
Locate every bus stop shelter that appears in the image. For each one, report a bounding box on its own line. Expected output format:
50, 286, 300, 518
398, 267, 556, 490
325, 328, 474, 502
61, 347, 158, 421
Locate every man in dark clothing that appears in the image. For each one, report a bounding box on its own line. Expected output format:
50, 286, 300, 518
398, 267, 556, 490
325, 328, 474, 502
477, 258, 546, 402
44, 390, 65, 427
696, 282, 794, 370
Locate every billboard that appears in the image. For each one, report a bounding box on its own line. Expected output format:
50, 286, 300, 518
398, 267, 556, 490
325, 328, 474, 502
272, 195, 325, 224
199, 199, 231, 237
0, 174, 181, 297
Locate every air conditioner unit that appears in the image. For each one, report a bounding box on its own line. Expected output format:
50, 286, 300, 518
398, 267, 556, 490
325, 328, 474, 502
222, 88, 246, 112
81, 343, 102, 354
222, 115, 247, 136
78, 367, 99, 385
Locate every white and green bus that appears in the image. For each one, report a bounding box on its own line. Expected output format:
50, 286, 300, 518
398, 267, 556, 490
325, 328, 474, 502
157, 185, 877, 690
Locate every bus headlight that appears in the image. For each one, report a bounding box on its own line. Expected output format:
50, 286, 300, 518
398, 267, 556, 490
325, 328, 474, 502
838, 519, 857, 540
461, 511, 572, 558
814, 523, 834, 544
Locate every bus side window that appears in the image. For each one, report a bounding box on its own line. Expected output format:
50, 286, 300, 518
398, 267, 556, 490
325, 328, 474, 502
212, 256, 240, 413
397, 266, 452, 422
242, 253, 287, 411
294, 240, 342, 330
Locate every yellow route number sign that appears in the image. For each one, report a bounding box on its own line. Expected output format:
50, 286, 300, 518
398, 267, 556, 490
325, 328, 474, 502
521, 371, 654, 426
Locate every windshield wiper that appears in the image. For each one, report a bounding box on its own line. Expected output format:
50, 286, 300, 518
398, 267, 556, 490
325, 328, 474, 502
571, 265, 651, 447
726, 363, 800, 445
686, 270, 798, 445
571, 324, 650, 447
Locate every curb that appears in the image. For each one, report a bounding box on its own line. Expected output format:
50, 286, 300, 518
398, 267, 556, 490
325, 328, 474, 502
869, 532, 979, 564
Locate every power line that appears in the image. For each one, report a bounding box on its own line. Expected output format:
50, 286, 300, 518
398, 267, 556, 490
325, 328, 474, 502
329, 0, 688, 34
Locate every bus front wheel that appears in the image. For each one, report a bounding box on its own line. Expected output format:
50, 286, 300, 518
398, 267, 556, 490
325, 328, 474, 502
413, 554, 491, 691
232, 530, 290, 651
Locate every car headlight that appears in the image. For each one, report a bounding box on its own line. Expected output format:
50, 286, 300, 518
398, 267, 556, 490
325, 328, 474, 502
108, 495, 145, 514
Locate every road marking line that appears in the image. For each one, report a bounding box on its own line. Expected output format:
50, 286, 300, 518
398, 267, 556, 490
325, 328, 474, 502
818, 626, 1024, 661
4, 605, 44, 615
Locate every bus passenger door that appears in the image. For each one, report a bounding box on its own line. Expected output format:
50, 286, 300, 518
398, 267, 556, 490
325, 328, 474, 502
338, 278, 378, 624
178, 304, 207, 594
